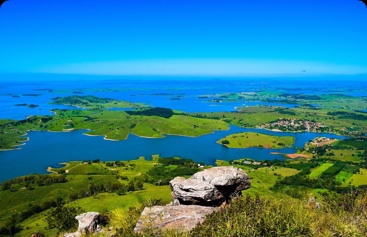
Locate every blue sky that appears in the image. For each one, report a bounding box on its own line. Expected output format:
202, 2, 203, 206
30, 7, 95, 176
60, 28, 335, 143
0, 0, 367, 76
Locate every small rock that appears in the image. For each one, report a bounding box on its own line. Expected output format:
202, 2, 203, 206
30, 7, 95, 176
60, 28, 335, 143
64, 212, 101, 237
76, 212, 101, 233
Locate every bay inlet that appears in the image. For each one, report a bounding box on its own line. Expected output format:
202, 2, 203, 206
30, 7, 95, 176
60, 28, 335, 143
0, 125, 344, 182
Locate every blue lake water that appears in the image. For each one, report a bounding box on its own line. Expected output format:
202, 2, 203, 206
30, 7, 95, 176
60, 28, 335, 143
0, 74, 364, 182
0, 125, 344, 182
4, 74, 367, 120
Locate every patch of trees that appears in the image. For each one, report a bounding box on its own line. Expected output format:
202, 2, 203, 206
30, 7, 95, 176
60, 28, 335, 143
40, 116, 53, 123
0, 224, 23, 236
272, 168, 340, 195
286, 162, 318, 171
221, 140, 230, 145
320, 163, 346, 180
275, 108, 296, 115
308, 145, 332, 157
126, 107, 174, 118
272, 161, 362, 198
0, 200, 58, 235
280, 93, 322, 100
147, 158, 200, 185
68, 178, 144, 201
106, 161, 128, 167
46, 198, 84, 233
1, 174, 67, 191
338, 138, 367, 150
52, 95, 113, 106
327, 111, 367, 121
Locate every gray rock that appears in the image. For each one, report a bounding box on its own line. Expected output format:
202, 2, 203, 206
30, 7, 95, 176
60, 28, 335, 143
134, 205, 215, 234
63, 212, 101, 237
170, 166, 250, 206
76, 212, 101, 233
170, 177, 223, 205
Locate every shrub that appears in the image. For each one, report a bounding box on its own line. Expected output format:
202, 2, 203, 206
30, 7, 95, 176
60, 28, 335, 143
46, 198, 84, 233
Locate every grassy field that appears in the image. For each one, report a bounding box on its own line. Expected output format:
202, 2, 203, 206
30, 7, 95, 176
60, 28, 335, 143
217, 132, 294, 148
195, 103, 367, 136
335, 171, 354, 184
0, 155, 204, 236
267, 167, 300, 177
0, 108, 229, 149
51, 95, 147, 109
309, 163, 334, 178
2, 155, 367, 236
17, 185, 172, 237
345, 168, 367, 187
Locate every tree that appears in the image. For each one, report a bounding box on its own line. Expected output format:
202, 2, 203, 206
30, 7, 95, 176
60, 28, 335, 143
46, 198, 83, 233
221, 140, 230, 145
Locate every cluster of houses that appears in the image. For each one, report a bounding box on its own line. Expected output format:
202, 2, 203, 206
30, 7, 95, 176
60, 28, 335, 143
261, 118, 326, 132
241, 160, 263, 166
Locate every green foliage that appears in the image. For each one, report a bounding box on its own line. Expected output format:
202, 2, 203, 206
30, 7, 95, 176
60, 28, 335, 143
280, 93, 322, 100
147, 158, 200, 185
276, 108, 297, 115
1, 174, 67, 191
327, 111, 367, 121
218, 132, 294, 148
0, 224, 23, 236
191, 195, 312, 237
287, 162, 317, 171
221, 139, 229, 145
51, 95, 143, 109
127, 107, 174, 118
46, 198, 84, 233
320, 163, 346, 180
338, 137, 367, 150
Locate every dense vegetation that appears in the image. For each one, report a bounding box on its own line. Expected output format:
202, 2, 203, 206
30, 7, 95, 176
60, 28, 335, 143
147, 157, 200, 185
51, 95, 144, 109
126, 107, 174, 118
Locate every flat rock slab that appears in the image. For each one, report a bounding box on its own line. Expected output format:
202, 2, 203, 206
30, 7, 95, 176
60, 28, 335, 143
134, 205, 216, 233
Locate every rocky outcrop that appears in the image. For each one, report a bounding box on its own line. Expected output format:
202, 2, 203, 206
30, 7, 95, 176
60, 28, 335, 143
76, 212, 101, 233
63, 212, 101, 237
170, 166, 250, 206
134, 205, 215, 233
134, 166, 251, 233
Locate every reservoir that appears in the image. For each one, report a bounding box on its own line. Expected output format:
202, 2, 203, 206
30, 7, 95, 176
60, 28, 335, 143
0, 126, 344, 182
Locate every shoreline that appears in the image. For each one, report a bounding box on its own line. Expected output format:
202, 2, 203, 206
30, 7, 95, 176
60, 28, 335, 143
286, 154, 310, 159
47, 162, 69, 174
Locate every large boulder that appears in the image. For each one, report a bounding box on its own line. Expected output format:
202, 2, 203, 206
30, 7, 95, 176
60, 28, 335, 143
170, 166, 250, 206
76, 212, 101, 233
170, 177, 223, 205
134, 205, 215, 234
63, 212, 101, 237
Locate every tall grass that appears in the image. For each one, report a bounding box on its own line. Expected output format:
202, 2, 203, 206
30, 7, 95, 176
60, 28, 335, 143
190, 191, 367, 237
112, 190, 367, 237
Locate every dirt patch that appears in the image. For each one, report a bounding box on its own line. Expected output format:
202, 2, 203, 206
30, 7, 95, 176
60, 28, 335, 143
287, 154, 310, 159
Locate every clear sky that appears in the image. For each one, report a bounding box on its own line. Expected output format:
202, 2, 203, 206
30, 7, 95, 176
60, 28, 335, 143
0, 0, 367, 76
